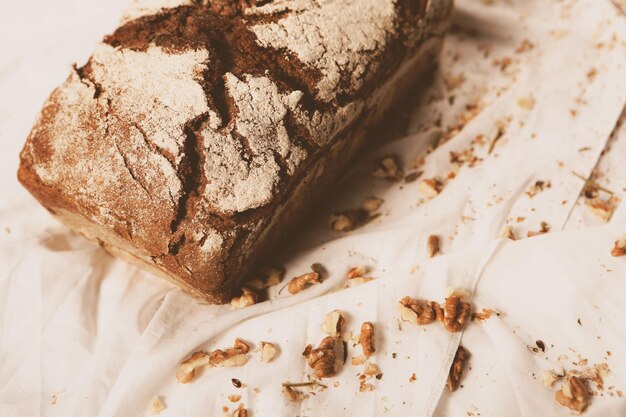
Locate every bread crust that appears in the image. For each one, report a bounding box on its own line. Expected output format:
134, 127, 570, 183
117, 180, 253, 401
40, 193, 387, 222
18, 0, 452, 303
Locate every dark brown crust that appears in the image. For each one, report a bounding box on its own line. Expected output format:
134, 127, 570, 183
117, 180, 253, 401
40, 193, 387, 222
18, 0, 453, 303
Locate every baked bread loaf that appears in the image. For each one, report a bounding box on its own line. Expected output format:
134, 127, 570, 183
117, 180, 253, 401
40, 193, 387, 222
18, 0, 452, 302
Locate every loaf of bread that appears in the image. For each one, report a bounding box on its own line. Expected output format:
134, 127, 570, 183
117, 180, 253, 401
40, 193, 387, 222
18, 0, 452, 302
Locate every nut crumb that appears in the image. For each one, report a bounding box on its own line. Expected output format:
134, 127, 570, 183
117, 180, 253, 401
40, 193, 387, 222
283, 386, 303, 402
176, 352, 212, 384
427, 234, 441, 257
502, 225, 516, 240
288, 271, 321, 294
555, 376, 590, 412
228, 395, 242, 403
398, 296, 441, 325
471, 308, 494, 321
543, 371, 559, 387
525, 180, 551, 198
360, 196, 384, 213
321, 310, 346, 338
419, 177, 444, 198
371, 155, 403, 181
303, 336, 338, 379
611, 235, 626, 256
233, 404, 248, 417
442, 295, 471, 332
231, 287, 257, 309
586, 197, 619, 222
527, 221, 550, 237
517, 95, 535, 110
260, 342, 278, 363
147, 396, 166, 415
447, 346, 469, 392
516, 39, 535, 53
359, 322, 376, 358
328, 209, 372, 232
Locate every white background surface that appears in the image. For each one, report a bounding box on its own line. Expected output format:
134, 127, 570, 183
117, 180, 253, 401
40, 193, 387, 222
1, 0, 626, 416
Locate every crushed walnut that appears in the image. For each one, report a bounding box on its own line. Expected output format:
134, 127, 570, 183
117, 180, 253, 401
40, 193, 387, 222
525, 180, 551, 198
344, 266, 375, 287
176, 339, 251, 383
419, 177, 444, 198
442, 295, 471, 332
398, 296, 441, 325
246, 267, 284, 291
371, 155, 403, 181
611, 235, 626, 257
359, 322, 376, 358
232, 404, 248, 417
447, 346, 469, 392
228, 395, 242, 403
283, 385, 304, 403
360, 196, 384, 213
502, 225, 516, 240
427, 234, 441, 257
555, 376, 590, 412
303, 336, 338, 379
328, 209, 371, 232
288, 271, 321, 295
527, 221, 551, 237
586, 196, 619, 222
471, 308, 495, 321
260, 342, 278, 363
231, 287, 257, 309
147, 396, 166, 415
321, 310, 346, 338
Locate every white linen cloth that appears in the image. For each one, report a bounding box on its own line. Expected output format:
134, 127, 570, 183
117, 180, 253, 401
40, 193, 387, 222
1, 0, 626, 416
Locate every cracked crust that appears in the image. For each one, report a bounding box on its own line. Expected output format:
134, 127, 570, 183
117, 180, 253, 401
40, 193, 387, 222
18, 0, 452, 303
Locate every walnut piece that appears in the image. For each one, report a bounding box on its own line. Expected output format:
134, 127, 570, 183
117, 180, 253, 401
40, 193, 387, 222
611, 235, 626, 257
233, 404, 248, 417
359, 322, 376, 358
419, 177, 444, 198
371, 155, 403, 181
230, 287, 257, 309
321, 310, 346, 338
447, 346, 469, 392
398, 296, 441, 325
364, 361, 381, 376
228, 394, 242, 403
260, 342, 278, 363
502, 225, 516, 240
328, 209, 370, 232
442, 295, 471, 332
427, 234, 441, 257
303, 336, 337, 379
210, 347, 249, 368
361, 196, 384, 212
288, 271, 321, 294
283, 386, 303, 402
471, 308, 495, 321
543, 370, 559, 387
527, 221, 550, 237
555, 376, 590, 412
147, 396, 166, 415
525, 179, 551, 198
176, 352, 212, 384
347, 266, 368, 279
586, 197, 619, 222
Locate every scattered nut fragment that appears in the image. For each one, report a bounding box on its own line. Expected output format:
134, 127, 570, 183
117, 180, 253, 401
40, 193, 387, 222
303, 336, 338, 379
228, 395, 242, 403
419, 177, 444, 198
502, 225, 516, 240
328, 209, 370, 232
351, 355, 366, 366
447, 346, 469, 392
234, 338, 250, 354
360, 196, 384, 213
363, 361, 381, 377
176, 352, 212, 383
233, 404, 248, 417
586, 197, 618, 222
288, 271, 321, 295
231, 287, 257, 309
471, 308, 494, 321
371, 155, 403, 181
516, 39, 535, 53
321, 310, 346, 338
611, 235, 626, 256
517, 95, 535, 110
427, 234, 441, 257
543, 371, 559, 387
347, 266, 368, 279
247, 267, 284, 290
359, 382, 375, 392
260, 342, 278, 363
555, 376, 590, 412
283, 386, 304, 402
359, 322, 376, 358
442, 295, 471, 332
525, 180, 551, 198
527, 221, 551, 237
404, 171, 423, 183
398, 296, 441, 325
147, 396, 166, 415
